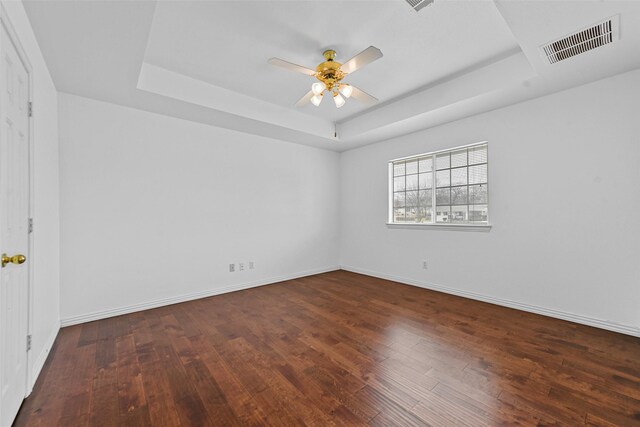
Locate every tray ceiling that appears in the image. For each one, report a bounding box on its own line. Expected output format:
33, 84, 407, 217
23, 0, 640, 151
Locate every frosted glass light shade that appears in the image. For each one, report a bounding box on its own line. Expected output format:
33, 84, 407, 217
340, 85, 353, 98
311, 82, 325, 95
333, 93, 345, 108
310, 94, 323, 107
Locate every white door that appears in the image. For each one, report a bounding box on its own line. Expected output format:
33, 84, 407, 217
0, 20, 30, 427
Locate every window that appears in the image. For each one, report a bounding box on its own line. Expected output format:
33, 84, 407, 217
389, 142, 489, 226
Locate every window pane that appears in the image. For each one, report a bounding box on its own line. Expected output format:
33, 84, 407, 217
451, 206, 468, 223
406, 174, 418, 190
419, 157, 432, 173
416, 207, 432, 223
451, 167, 467, 186
469, 164, 487, 184
418, 172, 432, 189
451, 149, 467, 168
406, 191, 419, 207
469, 184, 488, 204
394, 207, 406, 222
436, 188, 450, 205
451, 186, 468, 205
436, 153, 450, 170
469, 145, 487, 165
419, 189, 432, 207
393, 162, 405, 176
469, 204, 488, 222
405, 207, 417, 222
393, 192, 405, 208
436, 206, 451, 223
394, 176, 405, 192
436, 170, 450, 187
405, 160, 418, 175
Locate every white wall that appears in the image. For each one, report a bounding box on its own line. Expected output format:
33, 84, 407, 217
58, 93, 340, 323
2, 2, 60, 389
340, 69, 640, 335
56, 68, 639, 336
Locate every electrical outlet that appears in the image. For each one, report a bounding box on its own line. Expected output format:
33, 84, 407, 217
239, 263, 244, 271
249, 261, 254, 269
229, 263, 235, 272
422, 260, 428, 269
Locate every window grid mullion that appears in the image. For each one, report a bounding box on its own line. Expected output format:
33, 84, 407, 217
404, 163, 407, 222
431, 154, 436, 223
466, 148, 470, 223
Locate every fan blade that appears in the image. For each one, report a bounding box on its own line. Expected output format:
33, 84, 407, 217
340, 46, 383, 75
268, 58, 316, 76
295, 90, 314, 108
350, 86, 378, 105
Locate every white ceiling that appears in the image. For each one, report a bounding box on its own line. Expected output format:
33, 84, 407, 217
23, 0, 640, 151
144, 0, 518, 122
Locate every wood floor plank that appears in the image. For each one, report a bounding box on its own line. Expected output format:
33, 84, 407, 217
187, 334, 269, 426
14, 270, 640, 426
358, 385, 428, 427
138, 359, 182, 427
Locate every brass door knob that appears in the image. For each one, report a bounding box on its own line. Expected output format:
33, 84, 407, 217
1, 253, 26, 268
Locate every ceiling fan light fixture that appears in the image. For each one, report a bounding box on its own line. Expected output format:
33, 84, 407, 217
268, 46, 382, 110
340, 84, 353, 98
311, 82, 325, 95
310, 93, 323, 107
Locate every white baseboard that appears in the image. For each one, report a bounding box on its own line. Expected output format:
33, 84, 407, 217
60, 266, 340, 327
340, 265, 640, 338
28, 323, 60, 394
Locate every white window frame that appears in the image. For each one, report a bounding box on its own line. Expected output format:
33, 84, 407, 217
387, 141, 491, 231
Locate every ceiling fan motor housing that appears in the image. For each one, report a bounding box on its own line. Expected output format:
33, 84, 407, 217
316, 50, 345, 92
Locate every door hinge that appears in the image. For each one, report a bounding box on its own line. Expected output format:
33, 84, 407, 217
28, 102, 33, 117
27, 335, 32, 351
28, 217, 33, 233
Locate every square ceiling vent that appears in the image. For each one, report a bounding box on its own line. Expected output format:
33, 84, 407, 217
405, 0, 434, 12
541, 16, 619, 64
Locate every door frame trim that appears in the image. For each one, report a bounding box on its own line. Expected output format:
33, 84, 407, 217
0, 3, 35, 398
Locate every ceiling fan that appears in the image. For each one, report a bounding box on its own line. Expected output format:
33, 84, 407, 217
268, 46, 383, 109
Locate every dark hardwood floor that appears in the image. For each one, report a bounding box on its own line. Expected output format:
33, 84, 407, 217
14, 270, 640, 426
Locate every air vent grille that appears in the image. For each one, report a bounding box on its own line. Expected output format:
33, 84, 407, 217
405, 0, 434, 12
541, 16, 619, 64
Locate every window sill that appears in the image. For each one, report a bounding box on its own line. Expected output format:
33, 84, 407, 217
386, 223, 492, 232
